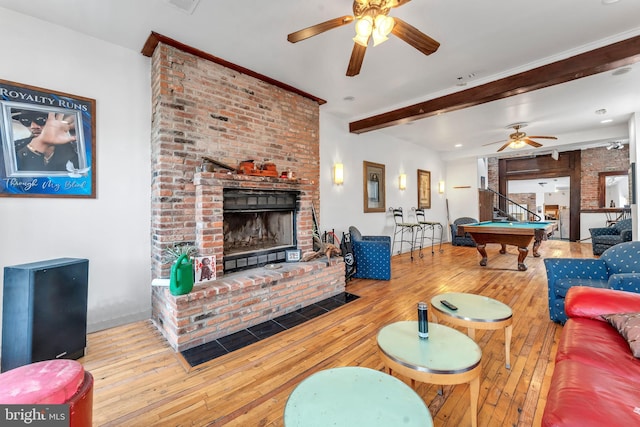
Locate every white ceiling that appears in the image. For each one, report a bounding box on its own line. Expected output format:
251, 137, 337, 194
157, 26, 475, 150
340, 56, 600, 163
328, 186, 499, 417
2, 0, 639, 161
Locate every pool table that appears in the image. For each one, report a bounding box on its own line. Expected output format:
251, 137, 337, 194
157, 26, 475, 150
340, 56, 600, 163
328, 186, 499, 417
457, 221, 558, 271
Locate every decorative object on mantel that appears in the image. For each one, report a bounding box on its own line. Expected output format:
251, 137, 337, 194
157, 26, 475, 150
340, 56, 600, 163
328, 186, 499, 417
302, 237, 341, 263
201, 156, 236, 173
237, 159, 280, 177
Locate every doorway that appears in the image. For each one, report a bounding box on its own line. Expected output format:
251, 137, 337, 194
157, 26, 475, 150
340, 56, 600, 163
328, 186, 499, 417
497, 150, 581, 241
507, 177, 570, 240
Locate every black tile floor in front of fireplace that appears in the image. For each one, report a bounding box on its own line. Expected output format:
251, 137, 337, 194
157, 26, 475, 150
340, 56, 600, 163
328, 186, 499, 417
180, 292, 359, 368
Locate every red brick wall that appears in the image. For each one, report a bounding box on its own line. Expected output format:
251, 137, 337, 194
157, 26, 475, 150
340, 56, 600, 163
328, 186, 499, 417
152, 259, 345, 351
580, 146, 629, 209
150, 43, 320, 279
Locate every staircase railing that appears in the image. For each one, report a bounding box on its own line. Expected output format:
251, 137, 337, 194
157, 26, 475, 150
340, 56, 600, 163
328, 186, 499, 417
485, 188, 542, 222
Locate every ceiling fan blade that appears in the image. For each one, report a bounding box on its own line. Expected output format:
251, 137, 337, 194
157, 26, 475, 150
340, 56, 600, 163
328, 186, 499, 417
287, 16, 354, 43
527, 136, 558, 140
497, 141, 512, 152
391, 17, 440, 56
482, 139, 507, 147
346, 43, 367, 76
524, 138, 543, 148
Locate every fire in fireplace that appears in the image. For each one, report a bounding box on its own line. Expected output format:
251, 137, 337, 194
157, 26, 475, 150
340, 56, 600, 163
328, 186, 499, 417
223, 189, 299, 273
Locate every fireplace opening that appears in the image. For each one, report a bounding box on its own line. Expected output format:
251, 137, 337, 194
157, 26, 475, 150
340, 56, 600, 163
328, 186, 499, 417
223, 189, 299, 273
224, 211, 294, 256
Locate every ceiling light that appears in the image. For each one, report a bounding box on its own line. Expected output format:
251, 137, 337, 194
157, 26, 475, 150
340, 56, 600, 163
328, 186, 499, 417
601, 119, 613, 123
455, 144, 463, 148
602, 0, 620, 4
595, 108, 607, 115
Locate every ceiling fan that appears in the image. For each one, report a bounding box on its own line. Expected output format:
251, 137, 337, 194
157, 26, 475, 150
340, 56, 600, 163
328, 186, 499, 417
287, 0, 440, 77
492, 123, 558, 152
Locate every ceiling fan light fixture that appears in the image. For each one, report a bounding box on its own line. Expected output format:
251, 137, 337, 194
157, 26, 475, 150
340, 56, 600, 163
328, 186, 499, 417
353, 33, 370, 46
371, 15, 394, 46
354, 16, 373, 37
353, 16, 374, 46
510, 140, 526, 149
372, 32, 389, 46
375, 15, 395, 36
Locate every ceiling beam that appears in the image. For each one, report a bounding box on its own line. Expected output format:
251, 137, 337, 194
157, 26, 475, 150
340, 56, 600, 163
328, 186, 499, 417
349, 35, 640, 134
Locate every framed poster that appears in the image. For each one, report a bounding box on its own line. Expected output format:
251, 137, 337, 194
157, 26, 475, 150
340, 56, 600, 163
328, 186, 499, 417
0, 79, 96, 198
363, 161, 385, 213
417, 169, 431, 209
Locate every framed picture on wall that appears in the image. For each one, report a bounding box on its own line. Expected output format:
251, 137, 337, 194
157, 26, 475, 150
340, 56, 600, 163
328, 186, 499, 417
363, 161, 386, 213
417, 169, 431, 209
0, 79, 96, 198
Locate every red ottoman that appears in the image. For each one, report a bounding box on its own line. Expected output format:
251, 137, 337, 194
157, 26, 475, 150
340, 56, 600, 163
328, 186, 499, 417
0, 359, 93, 427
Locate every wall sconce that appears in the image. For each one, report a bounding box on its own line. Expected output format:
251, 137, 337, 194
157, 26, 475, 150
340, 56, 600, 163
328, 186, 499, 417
399, 173, 407, 190
438, 180, 445, 194
333, 163, 344, 185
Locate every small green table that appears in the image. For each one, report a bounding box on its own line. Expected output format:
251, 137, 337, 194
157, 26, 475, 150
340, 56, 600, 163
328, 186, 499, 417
431, 292, 513, 369
284, 366, 433, 427
377, 321, 481, 427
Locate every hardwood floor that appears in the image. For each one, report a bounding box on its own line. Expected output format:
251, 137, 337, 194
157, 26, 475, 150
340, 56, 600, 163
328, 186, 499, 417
81, 240, 593, 426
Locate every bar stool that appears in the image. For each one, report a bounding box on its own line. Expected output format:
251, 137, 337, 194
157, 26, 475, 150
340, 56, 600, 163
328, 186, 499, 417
391, 207, 420, 260
414, 208, 444, 256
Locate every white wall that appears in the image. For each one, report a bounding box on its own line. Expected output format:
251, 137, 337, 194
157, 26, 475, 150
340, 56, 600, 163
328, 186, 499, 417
319, 113, 449, 249
0, 8, 152, 338
445, 158, 480, 224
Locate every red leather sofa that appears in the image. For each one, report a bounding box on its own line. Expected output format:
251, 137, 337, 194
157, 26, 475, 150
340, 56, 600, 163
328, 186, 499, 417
542, 287, 640, 426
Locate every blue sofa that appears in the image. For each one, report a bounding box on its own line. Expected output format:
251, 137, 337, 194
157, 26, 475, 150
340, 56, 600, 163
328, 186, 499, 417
544, 241, 640, 324
589, 217, 632, 255
348, 226, 391, 280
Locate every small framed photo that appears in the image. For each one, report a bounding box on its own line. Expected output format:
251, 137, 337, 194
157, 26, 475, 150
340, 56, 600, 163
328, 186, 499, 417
194, 255, 216, 283
286, 249, 302, 262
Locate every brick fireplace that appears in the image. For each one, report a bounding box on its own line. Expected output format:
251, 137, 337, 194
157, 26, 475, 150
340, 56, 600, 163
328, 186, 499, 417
146, 38, 345, 351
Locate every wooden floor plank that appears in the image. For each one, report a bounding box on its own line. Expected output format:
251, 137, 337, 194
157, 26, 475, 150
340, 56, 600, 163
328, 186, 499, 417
79, 239, 592, 426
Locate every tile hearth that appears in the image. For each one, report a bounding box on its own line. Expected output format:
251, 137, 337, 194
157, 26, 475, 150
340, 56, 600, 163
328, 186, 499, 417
179, 292, 359, 368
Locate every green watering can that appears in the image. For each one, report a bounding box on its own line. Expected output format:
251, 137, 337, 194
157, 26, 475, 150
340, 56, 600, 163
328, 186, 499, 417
170, 253, 194, 296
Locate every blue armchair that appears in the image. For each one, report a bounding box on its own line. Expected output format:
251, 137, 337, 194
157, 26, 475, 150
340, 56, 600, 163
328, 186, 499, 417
348, 226, 391, 280
450, 217, 478, 247
544, 241, 640, 324
589, 217, 633, 255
